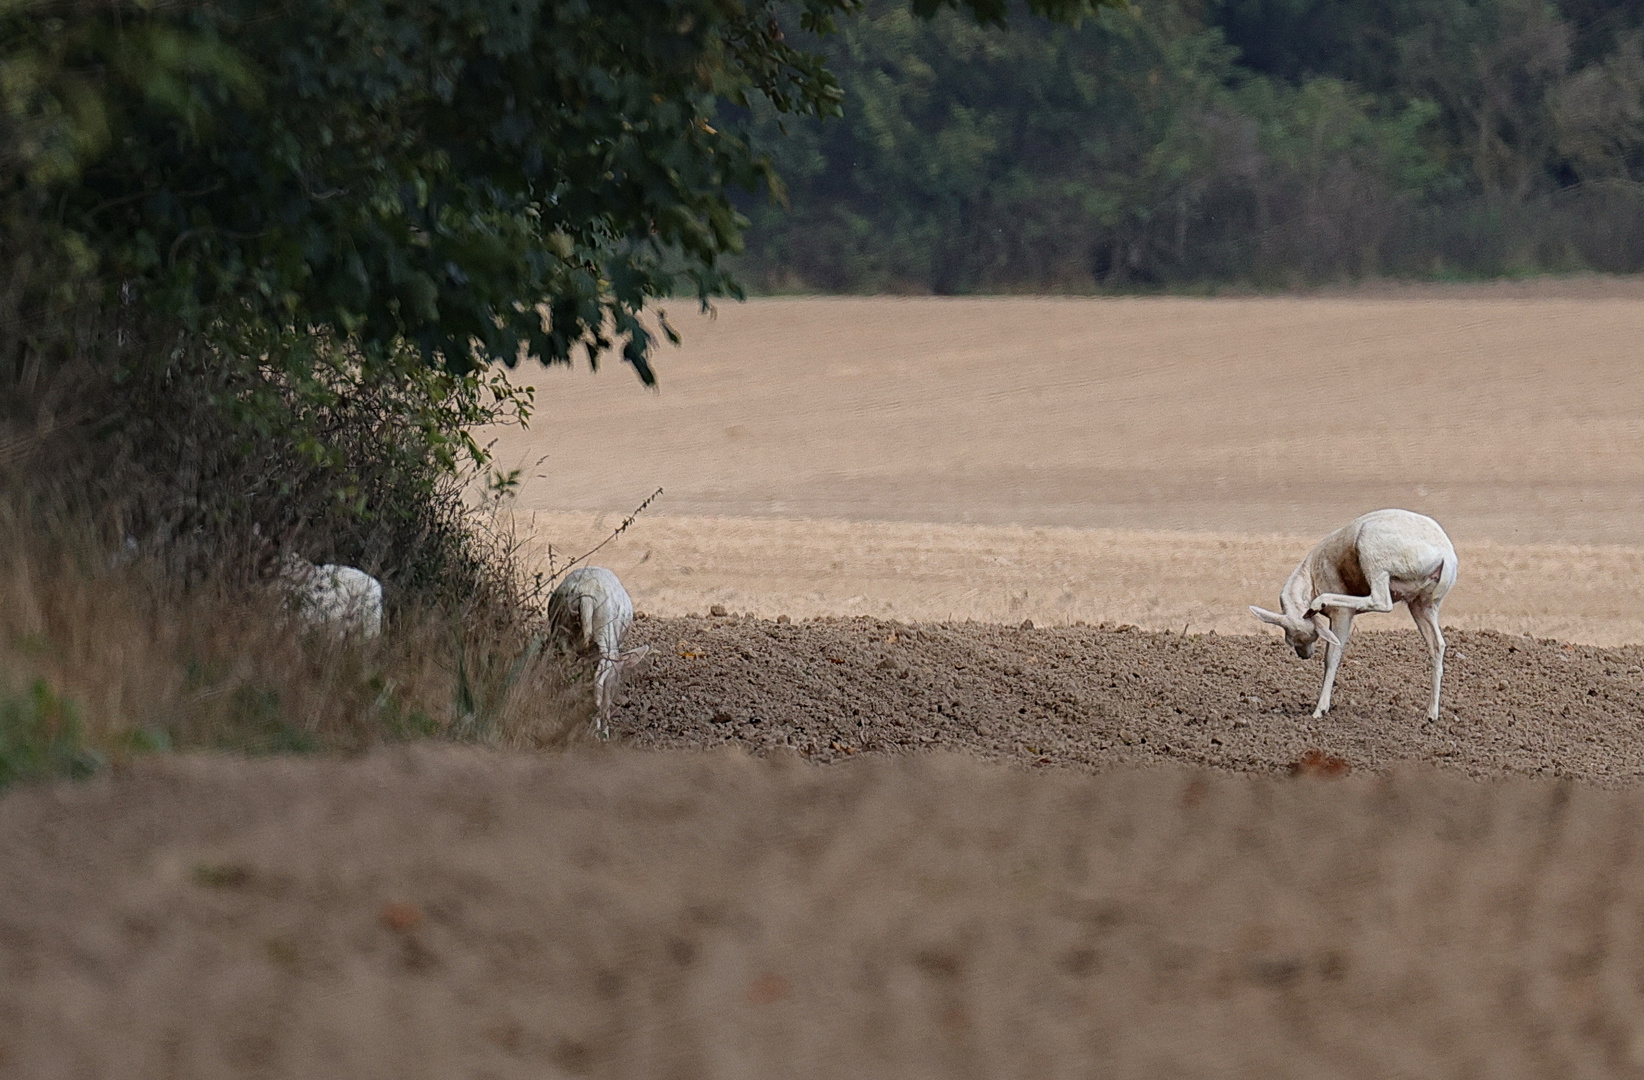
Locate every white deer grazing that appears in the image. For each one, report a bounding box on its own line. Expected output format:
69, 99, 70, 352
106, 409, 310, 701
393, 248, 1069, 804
548, 566, 651, 737
1250, 509, 1458, 721
277, 553, 384, 639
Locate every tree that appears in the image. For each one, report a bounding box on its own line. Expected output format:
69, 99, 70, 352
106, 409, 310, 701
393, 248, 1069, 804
3, 0, 1124, 386
733, 0, 1450, 290
0, 0, 1126, 585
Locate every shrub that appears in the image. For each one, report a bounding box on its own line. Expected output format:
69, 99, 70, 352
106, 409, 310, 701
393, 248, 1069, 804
0, 679, 105, 789
0, 512, 592, 780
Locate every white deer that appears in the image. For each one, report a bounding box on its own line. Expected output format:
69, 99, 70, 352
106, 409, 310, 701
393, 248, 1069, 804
1250, 509, 1458, 720
277, 553, 384, 639
548, 566, 651, 737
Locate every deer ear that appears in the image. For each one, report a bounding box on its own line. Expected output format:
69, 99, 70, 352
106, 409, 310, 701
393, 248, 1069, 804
1249, 605, 1286, 627
1313, 616, 1341, 647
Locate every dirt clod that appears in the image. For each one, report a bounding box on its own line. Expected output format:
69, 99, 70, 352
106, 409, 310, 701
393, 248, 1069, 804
379, 902, 423, 932
747, 973, 791, 1005
1291, 749, 1351, 778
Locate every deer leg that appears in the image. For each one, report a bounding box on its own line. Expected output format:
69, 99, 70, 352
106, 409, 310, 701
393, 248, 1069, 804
578, 595, 598, 653
1409, 597, 1446, 721
592, 657, 615, 739
1312, 608, 1357, 717
1309, 572, 1396, 616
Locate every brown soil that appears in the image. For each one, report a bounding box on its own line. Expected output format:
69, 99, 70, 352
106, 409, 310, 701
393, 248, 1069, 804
619, 616, 1644, 784
11, 747, 1644, 1078
8, 617, 1644, 1078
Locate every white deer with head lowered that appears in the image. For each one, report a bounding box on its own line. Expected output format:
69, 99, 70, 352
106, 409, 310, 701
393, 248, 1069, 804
277, 553, 384, 640
548, 566, 651, 738
1250, 509, 1458, 721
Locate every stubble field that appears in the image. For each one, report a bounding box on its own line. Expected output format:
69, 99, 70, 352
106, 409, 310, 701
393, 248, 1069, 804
501, 282, 1644, 642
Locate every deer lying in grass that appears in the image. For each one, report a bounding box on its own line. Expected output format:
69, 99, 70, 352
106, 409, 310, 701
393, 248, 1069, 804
1250, 509, 1458, 721
277, 553, 384, 640
548, 566, 651, 738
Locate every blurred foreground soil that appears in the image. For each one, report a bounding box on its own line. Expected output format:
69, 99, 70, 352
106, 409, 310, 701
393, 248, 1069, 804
6, 746, 1644, 1079
7, 616, 1644, 1078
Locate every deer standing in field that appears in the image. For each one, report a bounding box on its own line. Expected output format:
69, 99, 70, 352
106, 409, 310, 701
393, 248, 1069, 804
548, 566, 651, 738
1250, 509, 1458, 721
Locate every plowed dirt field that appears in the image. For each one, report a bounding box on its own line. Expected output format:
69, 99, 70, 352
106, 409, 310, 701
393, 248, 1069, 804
617, 616, 1644, 784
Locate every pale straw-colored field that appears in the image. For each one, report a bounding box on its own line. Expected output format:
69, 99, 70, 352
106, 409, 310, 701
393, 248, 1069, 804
490, 283, 1644, 643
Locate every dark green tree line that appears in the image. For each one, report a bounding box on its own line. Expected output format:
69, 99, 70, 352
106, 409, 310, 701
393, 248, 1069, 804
734, 0, 1644, 291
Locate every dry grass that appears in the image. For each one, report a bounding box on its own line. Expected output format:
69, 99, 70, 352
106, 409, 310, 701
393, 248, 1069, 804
0, 510, 595, 782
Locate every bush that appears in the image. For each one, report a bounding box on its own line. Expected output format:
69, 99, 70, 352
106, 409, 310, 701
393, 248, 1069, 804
0, 679, 105, 790
0, 511, 592, 782
0, 1, 639, 766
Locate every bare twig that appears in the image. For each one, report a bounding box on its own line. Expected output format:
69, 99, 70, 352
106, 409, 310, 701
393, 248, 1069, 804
537, 487, 662, 594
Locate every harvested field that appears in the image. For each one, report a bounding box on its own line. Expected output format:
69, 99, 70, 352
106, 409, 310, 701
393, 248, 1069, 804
493, 290, 1644, 543
10, 748, 1644, 1078
495, 288, 1644, 644
521, 511, 1644, 646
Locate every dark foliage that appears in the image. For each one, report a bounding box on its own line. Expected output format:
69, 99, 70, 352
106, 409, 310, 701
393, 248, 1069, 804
736, 0, 1644, 291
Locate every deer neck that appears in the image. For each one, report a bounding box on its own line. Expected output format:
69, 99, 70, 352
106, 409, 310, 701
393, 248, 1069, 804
1279, 558, 1317, 622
